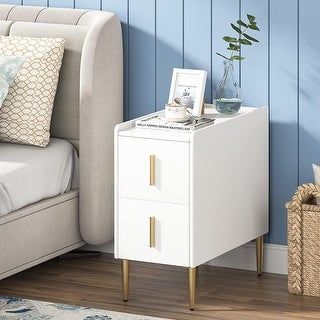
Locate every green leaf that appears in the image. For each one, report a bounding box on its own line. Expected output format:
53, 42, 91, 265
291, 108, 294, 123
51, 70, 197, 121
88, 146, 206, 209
247, 14, 256, 22
231, 23, 242, 34
243, 33, 259, 42
239, 38, 252, 45
237, 20, 248, 28
223, 36, 238, 43
249, 24, 260, 31
232, 55, 245, 61
228, 43, 240, 51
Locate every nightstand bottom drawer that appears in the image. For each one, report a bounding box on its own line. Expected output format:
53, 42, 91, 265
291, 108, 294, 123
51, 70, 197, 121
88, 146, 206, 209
118, 198, 189, 267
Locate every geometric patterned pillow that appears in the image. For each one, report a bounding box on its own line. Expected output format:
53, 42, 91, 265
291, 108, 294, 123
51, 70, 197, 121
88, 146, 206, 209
0, 36, 65, 147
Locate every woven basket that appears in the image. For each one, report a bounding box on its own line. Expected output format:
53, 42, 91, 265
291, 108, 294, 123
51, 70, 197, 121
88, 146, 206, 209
287, 183, 320, 296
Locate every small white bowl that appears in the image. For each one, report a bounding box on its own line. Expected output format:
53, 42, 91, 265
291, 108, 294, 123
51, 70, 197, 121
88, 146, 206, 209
165, 105, 187, 120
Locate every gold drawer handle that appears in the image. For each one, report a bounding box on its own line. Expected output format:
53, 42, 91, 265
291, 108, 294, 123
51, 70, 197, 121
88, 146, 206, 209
149, 155, 156, 186
149, 217, 156, 248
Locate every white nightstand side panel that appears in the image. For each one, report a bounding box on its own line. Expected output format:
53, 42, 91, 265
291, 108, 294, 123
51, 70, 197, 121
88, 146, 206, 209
190, 107, 269, 267
119, 137, 190, 204
118, 198, 189, 267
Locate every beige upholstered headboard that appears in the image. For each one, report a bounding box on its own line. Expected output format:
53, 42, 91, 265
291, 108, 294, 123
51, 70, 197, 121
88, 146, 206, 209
0, 4, 123, 245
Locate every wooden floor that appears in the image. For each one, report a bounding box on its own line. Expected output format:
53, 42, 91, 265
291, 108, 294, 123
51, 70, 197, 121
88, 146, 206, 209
0, 254, 319, 320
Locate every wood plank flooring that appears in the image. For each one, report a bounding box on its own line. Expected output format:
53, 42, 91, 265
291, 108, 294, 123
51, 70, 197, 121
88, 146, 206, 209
0, 253, 319, 320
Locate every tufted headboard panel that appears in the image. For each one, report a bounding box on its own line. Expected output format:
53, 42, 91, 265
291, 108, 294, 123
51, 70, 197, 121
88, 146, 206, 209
0, 4, 123, 245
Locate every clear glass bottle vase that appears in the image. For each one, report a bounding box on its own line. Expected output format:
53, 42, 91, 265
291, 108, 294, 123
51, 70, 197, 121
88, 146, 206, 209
215, 60, 242, 115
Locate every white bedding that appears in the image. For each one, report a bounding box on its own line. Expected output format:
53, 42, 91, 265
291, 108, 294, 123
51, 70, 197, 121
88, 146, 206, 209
0, 138, 78, 216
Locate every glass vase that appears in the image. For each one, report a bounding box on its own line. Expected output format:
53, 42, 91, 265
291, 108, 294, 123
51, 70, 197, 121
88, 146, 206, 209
215, 60, 242, 115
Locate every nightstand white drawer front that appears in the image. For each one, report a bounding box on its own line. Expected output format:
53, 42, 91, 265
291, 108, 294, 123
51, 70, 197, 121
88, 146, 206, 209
118, 198, 189, 267
119, 136, 190, 204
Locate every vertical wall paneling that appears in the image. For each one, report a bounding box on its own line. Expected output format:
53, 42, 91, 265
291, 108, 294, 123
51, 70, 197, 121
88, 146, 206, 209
75, 0, 99, 10
184, 0, 212, 102
102, 0, 129, 119
128, 0, 156, 118
269, 0, 298, 244
299, 0, 320, 183
0, 0, 21, 4
23, 0, 47, 6
212, 0, 240, 102
1, 0, 319, 245
241, 0, 269, 106
102, 0, 127, 26
155, 0, 183, 110
48, 0, 73, 8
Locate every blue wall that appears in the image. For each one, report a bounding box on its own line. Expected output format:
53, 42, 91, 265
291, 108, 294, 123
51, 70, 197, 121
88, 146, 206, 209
1, 0, 319, 245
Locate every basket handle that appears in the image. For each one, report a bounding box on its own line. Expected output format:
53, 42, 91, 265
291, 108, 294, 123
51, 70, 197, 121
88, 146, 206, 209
288, 183, 320, 211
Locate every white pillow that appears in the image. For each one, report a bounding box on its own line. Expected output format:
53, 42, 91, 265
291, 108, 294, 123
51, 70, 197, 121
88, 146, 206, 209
0, 55, 25, 107
313, 164, 320, 205
0, 36, 65, 147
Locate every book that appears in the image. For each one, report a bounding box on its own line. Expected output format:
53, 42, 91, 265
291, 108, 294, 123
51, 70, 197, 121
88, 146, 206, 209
135, 113, 215, 132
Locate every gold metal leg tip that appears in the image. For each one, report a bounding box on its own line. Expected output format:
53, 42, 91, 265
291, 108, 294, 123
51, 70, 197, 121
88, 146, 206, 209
256, 236, 264, 278
188, 267, 197, 311
121, 260, 130, 303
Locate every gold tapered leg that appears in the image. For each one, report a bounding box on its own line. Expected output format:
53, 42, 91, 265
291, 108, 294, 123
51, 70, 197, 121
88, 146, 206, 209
121, 259, 130, 301
188, 267, 197, 311
256, 236, 264, 277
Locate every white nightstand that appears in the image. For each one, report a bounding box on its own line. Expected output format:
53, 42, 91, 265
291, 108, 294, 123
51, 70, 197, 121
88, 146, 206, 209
114, 107, 269, 310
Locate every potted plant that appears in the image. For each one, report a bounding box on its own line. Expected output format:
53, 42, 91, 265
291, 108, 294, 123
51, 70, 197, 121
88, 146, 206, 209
215, 14, 260, 115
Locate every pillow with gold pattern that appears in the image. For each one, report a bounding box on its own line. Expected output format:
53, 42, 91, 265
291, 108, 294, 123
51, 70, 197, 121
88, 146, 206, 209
0, 36, 65, 147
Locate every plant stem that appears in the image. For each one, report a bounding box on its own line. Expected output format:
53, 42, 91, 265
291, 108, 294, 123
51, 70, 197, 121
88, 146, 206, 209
228, 27, 248, 60
217, 61, 232, 104
216, 52, 230, 60
230, 49, 235, 60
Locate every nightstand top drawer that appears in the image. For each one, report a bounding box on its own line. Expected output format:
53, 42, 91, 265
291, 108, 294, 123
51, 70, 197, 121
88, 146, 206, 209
118, 136, 190, 204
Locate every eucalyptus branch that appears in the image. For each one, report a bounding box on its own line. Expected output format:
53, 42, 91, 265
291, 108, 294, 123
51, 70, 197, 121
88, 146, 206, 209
216, 52, 230, 60
216, 14, 260, 61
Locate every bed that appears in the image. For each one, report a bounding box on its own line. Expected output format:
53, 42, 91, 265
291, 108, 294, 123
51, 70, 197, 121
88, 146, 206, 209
0, 138, 78, 216
0, 4, 122, 280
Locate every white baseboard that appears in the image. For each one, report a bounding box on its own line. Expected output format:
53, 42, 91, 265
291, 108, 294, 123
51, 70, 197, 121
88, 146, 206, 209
207, 242, 288, 275
85, 242, 288, 275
